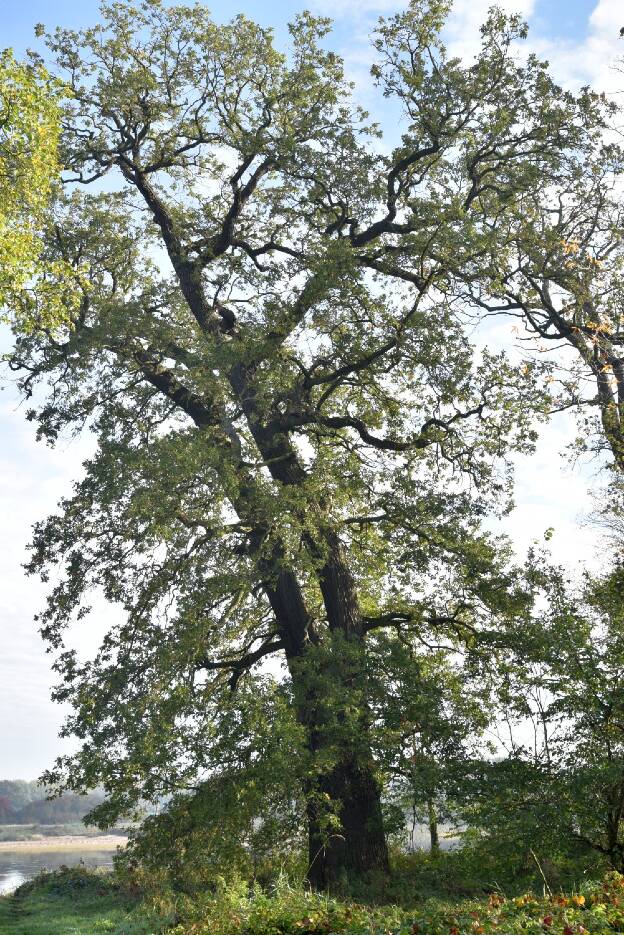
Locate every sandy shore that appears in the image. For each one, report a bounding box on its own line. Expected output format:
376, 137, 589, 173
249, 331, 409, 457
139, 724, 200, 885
0, 835, 127, 852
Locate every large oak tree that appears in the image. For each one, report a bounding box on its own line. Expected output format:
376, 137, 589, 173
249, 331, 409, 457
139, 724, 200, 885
6, 0, 614, 887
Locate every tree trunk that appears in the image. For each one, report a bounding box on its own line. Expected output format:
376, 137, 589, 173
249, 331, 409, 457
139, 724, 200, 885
428, 798, 440, 854
261, 559, 389, 888
306, 754, 389, 889
307, 532, 390, 886
279, 614, 389, 889
228, 362, 389, 886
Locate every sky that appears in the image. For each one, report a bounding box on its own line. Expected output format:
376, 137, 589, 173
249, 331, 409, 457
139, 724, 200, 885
0, 0, 622, 780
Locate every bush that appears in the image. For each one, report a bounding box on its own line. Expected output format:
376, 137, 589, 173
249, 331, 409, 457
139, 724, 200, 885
15, 864, 121, 900
138, 870, 624, 935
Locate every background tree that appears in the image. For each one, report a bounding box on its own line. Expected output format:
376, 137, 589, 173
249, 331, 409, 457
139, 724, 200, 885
461, 132, 624, 472
0, 49, 71, 327
446, 58, 624, 879
0, 780, 42, 812
369, 633, 491, 853
7, 0, 614, 888
463, 559, 624, 876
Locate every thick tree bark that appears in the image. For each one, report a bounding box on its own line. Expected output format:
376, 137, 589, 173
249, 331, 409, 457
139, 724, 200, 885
266, 568, 389, 887
307, 754, 389, 889
306, 533, 389, 885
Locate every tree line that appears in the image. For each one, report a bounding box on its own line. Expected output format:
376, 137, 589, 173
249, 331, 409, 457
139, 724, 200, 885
0, 780, 105, 824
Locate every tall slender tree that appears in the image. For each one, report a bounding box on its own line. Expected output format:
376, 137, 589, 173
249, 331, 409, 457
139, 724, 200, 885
7, 0, 614, 886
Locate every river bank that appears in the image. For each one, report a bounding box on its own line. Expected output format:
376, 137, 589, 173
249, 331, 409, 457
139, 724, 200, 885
0, 835, 126, 852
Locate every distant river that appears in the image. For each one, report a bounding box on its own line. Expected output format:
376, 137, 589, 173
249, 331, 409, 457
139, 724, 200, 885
0, 848, 118, 895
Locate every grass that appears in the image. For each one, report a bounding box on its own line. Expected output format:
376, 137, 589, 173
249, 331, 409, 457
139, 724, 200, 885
0, 867, 160, 934
3, 863, 624, 935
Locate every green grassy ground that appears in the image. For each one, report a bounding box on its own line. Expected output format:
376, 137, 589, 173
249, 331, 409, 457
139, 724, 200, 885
3, 866, 624, 935
0, 868, 149, 934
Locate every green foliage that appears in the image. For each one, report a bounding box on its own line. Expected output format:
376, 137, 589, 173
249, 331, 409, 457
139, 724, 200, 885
0, 49, 76, 328
113, 681, 307, 891
458, 559, 624, 871
368, 636, 492, 851
162, 878, 409, 935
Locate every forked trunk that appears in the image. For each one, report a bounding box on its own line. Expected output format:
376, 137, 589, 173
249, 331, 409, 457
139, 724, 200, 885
229, 363, 389, 887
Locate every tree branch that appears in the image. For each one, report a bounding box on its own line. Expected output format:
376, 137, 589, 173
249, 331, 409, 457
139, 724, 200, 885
198, 637, 285, 691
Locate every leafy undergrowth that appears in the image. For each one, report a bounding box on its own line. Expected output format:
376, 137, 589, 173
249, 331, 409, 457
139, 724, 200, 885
376, 849, 606, 904
3, 867, 624, 935
163, 871, 624, 934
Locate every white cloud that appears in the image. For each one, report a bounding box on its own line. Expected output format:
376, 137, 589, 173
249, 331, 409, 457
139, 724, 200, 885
577, 0, 623, 95
519, 0, 623, 94
444, 0, 536, 61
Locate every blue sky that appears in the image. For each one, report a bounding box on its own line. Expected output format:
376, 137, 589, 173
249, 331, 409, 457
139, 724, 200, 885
0, 0, 599, 38
0, 0, 621, 780
0, 0, 606, 66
